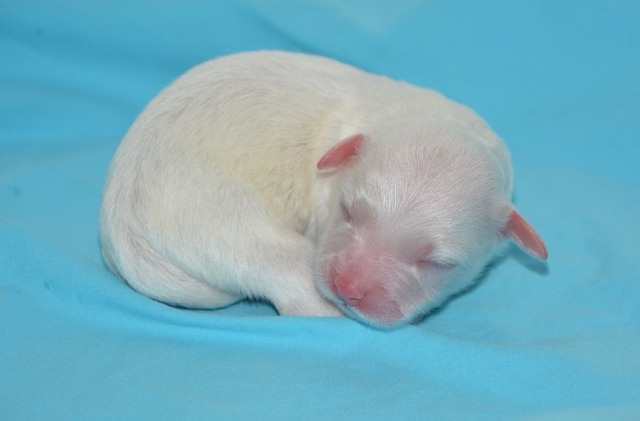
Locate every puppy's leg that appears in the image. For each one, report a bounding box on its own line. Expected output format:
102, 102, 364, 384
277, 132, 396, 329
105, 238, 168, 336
103, 231, 241, 309
107, 172, 341, 317
250, 231, 343, 317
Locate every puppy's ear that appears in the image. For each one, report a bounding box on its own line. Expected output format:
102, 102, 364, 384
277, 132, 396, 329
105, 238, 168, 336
502, 209, 548, 261
317, 134, 365, 171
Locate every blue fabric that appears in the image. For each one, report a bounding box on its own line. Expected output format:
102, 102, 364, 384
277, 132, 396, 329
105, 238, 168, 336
2, 1, 639, 419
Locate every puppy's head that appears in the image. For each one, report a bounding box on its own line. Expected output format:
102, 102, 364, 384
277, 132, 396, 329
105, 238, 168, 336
313, 132, 546, 329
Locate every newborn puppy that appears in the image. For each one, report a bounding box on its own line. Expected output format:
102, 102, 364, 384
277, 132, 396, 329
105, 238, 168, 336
100, 51, 547, 329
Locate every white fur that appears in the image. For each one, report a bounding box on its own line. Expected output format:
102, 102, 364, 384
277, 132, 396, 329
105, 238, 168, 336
100, 51, 515, 327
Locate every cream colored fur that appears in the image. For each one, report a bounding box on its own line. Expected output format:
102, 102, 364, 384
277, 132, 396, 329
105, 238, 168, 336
100, 51, 515, 326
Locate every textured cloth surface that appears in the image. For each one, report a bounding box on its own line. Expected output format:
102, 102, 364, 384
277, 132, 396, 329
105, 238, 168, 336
1, 1, 639, 420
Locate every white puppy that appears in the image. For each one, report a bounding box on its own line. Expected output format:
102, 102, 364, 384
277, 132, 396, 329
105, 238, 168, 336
100, 51, 547, 329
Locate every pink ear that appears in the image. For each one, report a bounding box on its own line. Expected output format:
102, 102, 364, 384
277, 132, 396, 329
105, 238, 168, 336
317, 134, 365, 171
503, 209, 548, 261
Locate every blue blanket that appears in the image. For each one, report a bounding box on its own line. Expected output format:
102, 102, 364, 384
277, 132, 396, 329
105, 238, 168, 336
2, 1, 639, 419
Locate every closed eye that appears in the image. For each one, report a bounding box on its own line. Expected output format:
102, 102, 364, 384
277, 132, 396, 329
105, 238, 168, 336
416, 258, 459, 270
340, 201, 352, 223
431, 260, 459, 270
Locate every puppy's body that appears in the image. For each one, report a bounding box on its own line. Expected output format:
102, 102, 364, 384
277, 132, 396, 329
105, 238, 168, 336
101, 51, 545, 328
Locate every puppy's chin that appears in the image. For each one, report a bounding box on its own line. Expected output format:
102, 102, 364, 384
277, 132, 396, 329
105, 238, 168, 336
342, 302, 416, 330
322, 288, 415, 329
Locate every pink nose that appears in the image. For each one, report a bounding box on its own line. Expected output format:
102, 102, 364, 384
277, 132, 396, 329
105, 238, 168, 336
333, 273, 366, 305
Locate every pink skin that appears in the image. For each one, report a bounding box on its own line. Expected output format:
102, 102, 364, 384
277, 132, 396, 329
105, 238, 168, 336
317, 134, 365, 171
328, 250, 404, 325
325, 237, 437, 326
503, 210, 548, 260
